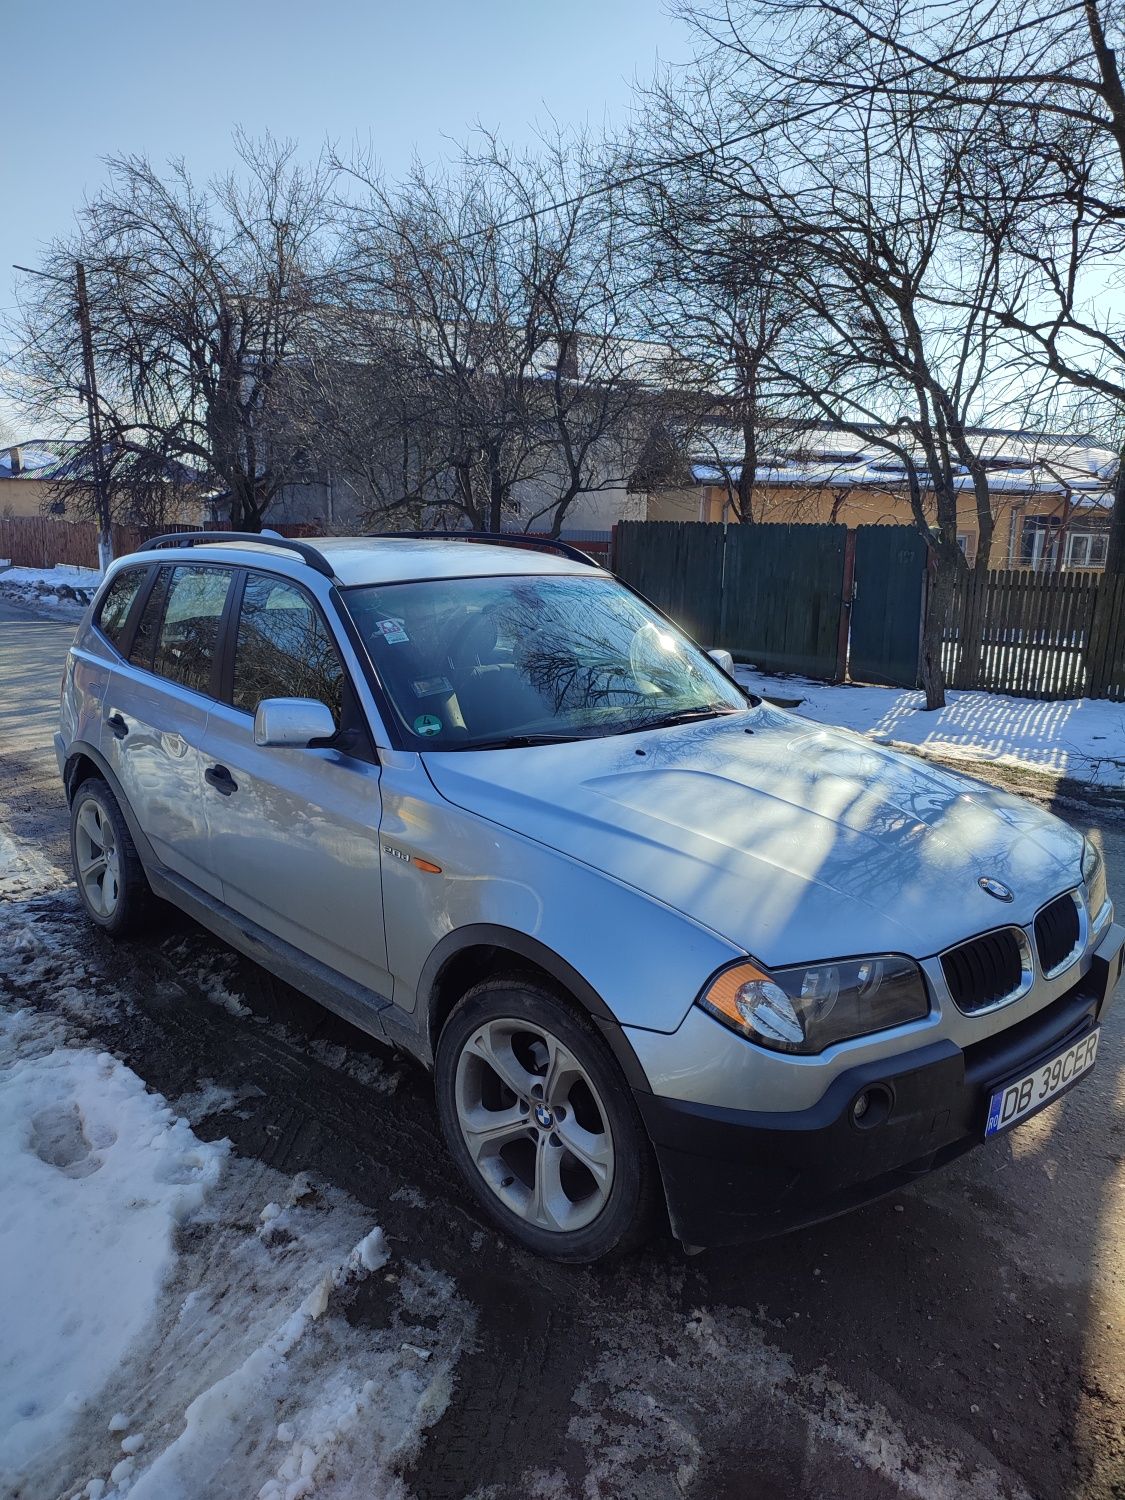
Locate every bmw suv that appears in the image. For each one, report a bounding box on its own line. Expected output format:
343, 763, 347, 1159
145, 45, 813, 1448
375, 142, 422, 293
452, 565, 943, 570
56, 532, 1124, 1260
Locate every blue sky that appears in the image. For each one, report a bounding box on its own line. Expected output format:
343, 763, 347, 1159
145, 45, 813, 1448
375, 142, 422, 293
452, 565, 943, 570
0, 0, 691, 434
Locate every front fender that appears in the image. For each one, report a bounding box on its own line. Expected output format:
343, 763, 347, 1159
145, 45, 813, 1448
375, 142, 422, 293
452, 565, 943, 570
379, 770, 744, 1036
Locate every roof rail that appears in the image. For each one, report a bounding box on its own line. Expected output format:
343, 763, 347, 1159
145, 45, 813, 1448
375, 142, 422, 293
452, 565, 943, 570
138, 531, 336, 580
371, 530, 602, 568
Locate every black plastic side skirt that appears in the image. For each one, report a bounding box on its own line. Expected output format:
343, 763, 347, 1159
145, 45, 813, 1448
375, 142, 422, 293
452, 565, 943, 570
145, 866, 409, 1054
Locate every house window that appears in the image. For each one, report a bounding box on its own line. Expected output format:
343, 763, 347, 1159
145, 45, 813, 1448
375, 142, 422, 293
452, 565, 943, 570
1019, 516, 1059, 569
1020, 515, 1108, 569
1064, 530, 1109, 568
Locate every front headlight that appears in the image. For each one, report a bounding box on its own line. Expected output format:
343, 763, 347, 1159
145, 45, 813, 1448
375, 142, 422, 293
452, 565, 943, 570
1082, 838, 1108, 923
699, 954, 929, 1055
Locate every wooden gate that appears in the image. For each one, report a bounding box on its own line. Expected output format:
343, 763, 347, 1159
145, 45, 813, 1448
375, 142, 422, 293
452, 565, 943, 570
614, 520, 847, 679
719, 523, 847, 678
849, 526, 927, 688
612, 521, 725, 646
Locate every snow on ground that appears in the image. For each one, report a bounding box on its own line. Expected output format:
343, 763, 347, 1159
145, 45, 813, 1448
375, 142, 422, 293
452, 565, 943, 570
0, 562, 100, 616
737, 667, 1125, 789
550, 1305, 1035, 1500
0, 833, 469, 1499
0, 1007, 227, 1484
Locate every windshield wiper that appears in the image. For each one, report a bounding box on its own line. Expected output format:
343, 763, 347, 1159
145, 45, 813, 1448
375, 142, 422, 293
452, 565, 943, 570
616, 706, 744, 736
450, 732, 587, 751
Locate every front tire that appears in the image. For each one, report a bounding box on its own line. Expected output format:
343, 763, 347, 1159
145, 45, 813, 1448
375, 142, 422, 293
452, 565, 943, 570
70, 778, 152, 937
435, 978, 659, 1262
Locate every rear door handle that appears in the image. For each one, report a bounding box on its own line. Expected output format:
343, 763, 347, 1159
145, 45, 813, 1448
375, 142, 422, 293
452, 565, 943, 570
204, 764, 238, 796
106, 712, 128, 740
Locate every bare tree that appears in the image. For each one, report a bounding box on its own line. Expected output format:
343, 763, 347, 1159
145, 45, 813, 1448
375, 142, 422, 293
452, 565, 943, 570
626, 130, 812, 523
702, 0, 1125, 570
641, 17, 1042, 706
6, 134, 338, 533
332, 134, 653, 534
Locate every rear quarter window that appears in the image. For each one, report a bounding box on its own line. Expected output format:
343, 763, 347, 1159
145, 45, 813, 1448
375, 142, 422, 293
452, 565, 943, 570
95, 567, 147, 648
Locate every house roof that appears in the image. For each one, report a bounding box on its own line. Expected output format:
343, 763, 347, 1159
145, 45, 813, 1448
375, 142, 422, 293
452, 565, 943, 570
0, 440, 204, 487
0, 441, 72, 478
687, 425, 1118, 509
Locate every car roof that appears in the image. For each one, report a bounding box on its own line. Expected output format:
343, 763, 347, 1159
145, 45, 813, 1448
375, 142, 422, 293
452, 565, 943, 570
123, 535, 607, 588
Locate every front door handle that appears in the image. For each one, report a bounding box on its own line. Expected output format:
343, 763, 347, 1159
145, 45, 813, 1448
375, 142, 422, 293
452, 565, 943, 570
106, 712, 128, 740
204, 764, 238, 796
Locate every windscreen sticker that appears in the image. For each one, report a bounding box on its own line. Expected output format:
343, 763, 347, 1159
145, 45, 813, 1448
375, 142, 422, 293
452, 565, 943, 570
412, 675, 453, 698
377, 618, 409, 644
413, 713, 443, 737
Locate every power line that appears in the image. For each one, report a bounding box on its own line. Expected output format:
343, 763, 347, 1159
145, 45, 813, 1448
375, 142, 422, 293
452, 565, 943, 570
2, 306, 80, 369
339, 125, 772, 260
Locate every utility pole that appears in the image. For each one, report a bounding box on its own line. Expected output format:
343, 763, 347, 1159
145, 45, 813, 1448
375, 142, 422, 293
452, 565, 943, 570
74, 262, 113, 571
13, 260, 114, 571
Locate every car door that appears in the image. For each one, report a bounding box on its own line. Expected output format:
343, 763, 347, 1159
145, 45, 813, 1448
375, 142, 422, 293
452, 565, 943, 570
102, 563, 235, 899
200, 568, 392, 998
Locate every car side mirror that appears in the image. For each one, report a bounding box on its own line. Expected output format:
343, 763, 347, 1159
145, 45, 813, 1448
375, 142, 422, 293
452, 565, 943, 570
708, 648, 735, 675
253, 697, 337, 748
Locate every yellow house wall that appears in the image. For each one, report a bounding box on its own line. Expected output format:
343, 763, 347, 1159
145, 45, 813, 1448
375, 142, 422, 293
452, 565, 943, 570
0, 479, 207, 526
0, 479, 58, 518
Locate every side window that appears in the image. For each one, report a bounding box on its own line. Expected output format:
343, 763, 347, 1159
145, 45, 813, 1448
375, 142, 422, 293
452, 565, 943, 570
232, 573, 344, 724
153, 566, 233, 697
96, 567, 146, 648
128, 568, 170, 671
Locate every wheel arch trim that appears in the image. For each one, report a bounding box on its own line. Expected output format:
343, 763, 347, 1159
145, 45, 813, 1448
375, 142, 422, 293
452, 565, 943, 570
63, 740, 159, 870
419, 923, 653, 1093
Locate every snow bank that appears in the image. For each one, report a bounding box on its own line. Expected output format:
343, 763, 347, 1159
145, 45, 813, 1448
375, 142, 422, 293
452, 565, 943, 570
0, 1010, 227, 1484
737, 668, 1125, 788
0, 563, 100, 587
0, 874, 469, 1499
0, 562, 100, 616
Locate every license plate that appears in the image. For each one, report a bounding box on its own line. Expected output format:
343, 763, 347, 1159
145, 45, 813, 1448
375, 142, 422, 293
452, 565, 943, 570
985, 1029, 1100, 1137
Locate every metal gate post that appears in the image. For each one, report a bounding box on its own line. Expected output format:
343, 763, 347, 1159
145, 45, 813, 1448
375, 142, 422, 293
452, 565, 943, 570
835, 530, 857, 683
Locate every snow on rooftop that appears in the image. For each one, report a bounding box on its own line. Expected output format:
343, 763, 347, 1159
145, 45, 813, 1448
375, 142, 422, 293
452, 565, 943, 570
0, 446, 62, 474
690, 442, 1115, 506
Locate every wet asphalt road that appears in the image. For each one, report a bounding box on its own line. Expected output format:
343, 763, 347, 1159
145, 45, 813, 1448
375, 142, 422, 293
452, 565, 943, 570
1, 595, 1122, 1500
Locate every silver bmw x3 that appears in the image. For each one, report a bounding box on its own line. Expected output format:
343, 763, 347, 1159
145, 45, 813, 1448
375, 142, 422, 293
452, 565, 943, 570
56, 532, 1124, 1260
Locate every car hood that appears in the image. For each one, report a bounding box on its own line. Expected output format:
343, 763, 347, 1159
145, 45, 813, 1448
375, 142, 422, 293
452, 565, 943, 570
421, 706, 1084, 968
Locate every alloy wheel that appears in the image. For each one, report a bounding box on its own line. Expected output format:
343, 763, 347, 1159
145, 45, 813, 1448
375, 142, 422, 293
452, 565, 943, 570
453, 1018, 616, 1233
74, 799, 121, 918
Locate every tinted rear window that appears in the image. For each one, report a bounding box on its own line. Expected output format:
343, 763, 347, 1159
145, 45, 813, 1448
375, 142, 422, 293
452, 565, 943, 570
129, 569, 170, 671
153, 566, 234, 697
96, 567, 147, 647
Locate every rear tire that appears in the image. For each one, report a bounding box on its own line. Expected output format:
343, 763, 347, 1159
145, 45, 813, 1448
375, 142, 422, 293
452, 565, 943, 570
70, 778, 153, 937
435, 977, 660, 1262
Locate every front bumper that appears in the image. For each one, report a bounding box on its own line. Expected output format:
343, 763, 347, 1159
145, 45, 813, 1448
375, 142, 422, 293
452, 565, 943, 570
638, 921, 1125, 1247
54, 731, 66, 780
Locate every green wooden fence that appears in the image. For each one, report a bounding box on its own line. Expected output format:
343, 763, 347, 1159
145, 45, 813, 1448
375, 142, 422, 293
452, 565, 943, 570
614, 519, 1125, 700
614, 520, 848, 679
612, 520, 726, 648
719, 522, 847, 677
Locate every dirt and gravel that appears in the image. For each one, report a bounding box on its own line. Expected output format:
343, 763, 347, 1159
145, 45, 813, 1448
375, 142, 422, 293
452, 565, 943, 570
1, 595, 1122, 1500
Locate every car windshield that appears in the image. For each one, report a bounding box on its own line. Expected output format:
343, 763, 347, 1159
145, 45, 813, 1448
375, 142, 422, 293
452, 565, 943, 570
341, 572, 749, 749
